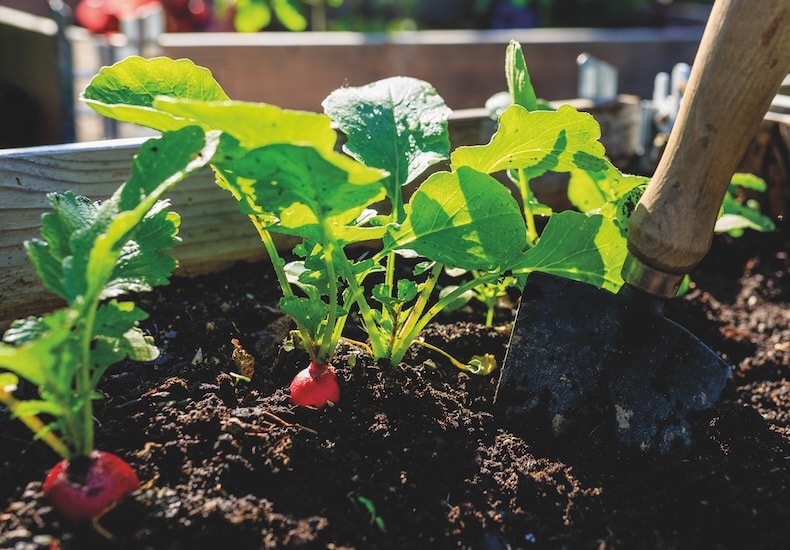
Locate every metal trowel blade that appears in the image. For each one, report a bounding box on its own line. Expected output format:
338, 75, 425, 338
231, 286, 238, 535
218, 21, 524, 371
494, 271, 732, 452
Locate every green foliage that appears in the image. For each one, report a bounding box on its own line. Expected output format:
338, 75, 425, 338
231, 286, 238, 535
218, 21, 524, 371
218, 0, 345, 32
80, 46, 646, 372
0, 127, 219, 458
715, 173, 776, 236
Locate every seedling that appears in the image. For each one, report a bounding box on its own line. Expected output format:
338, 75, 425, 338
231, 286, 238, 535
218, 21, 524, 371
0, 126, 218, 522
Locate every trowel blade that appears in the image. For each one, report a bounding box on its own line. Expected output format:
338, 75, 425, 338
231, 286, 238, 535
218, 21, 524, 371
494, 271, 731, 452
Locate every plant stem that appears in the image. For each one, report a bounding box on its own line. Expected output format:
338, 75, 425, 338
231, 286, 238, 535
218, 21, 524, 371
317, 239, 340, 362
77, 297, 100, 456
335, 253, 390, 359
389, 270, 502, 364
339, 336, 373, 357
411, 339, 477, 375
517, 168, 539, 245
388, 262, 442, 361
251, 217, 319, 361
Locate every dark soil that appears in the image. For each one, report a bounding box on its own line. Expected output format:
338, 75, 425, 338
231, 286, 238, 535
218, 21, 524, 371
2, 226, 789, 550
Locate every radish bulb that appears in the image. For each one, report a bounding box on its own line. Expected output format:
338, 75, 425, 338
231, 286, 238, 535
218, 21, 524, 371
43, 450, 141, 521
289, 362, 340, 408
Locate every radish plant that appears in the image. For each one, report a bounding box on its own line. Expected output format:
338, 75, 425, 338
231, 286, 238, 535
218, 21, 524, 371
81, 49, 646, 408
0, 126, 219, 522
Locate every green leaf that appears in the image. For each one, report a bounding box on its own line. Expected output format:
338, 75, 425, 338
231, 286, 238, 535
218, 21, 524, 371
83, 56, 229, 131
512, 211, 627, 292
567, 168, 647, 214
0, 308, 79, 388
235, 0, 272, 31
388, 167, 527, 271
91, 301, 158, 384
5, 398, 65, 420
153, 97, 338, 152
63, 127, 216, 302
102, 206, 181, 300
272, 0, 307, 30
451, 104, 608, 177
25, 193, 97, 301
730, 172, 767, 192
715, 195, 775, 235
323, 76, 451, 221
280, 295, 329, 336
217, 143, 387, 244
438, 285, 474, 311
505, 40, 540, 111
372, 280, 418, 307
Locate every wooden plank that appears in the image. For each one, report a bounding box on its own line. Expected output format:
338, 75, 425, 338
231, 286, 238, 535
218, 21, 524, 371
160, 27, 703, 112
0, 137, 265, 326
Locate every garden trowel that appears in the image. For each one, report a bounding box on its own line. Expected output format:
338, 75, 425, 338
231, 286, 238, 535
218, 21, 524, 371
495, 0, 790, 452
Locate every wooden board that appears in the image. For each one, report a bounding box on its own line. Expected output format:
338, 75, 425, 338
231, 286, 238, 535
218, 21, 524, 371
160, 27, 703, 112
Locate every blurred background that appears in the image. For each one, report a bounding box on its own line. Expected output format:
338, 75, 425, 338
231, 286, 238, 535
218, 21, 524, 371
1, 0, 716, 147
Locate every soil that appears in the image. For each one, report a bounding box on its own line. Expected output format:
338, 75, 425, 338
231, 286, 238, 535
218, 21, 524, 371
1, 224, 789, 550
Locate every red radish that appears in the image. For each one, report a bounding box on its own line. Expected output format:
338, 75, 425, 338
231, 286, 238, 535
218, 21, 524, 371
75, 0, 161, 34
289, 362, 340, 408
43, 450, 141, 521
75, 0, 120, 34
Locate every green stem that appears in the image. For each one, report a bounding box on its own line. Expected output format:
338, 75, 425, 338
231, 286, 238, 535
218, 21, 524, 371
389, 271, 502, 364
484, 301, 495, 327
336, 254, 390, 359
389, 262, 442, 360
517, 168, 539, 245
251, 217, 320, 361
76, 296, 100, 457
317, 240, 340, 362
410, 339, 474, 374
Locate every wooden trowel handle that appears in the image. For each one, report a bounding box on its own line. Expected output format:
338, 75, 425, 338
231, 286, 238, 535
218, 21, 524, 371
624, 0, 790, 297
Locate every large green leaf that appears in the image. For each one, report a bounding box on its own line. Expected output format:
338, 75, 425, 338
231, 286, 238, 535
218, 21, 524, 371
90, 300, 158, 385
451, 104, 609, 176
387, 167, 527, 271
323, 76, 451, 221
511, 211, 627, 292
217, 144, 387, 244
153, 97, 337, 153
83, 56, 229, 131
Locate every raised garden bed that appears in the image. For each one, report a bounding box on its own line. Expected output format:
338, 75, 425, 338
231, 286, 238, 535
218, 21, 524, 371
0, 211, 789, 549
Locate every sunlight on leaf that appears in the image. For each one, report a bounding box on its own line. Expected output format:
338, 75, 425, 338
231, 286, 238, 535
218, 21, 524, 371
451, 104, 608, 176
512, 211, 626, 292
388, 167, 526, 271
83, 57, 229, 132
323, 76, 451, 220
